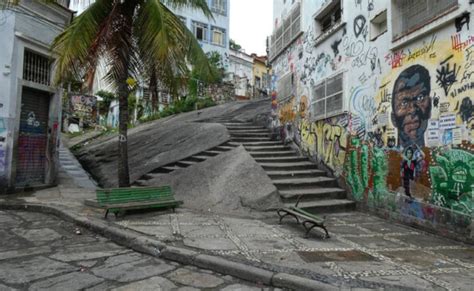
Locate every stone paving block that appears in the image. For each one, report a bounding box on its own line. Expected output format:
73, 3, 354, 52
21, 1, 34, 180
0, 230, 24, 250
11, 228, 62, 243
357, 222, 414, 234
111, 276, 177, 291
435, 248, 474, 264
239, 237, 295, 251
295, 237, 352, 249
380, 250, 460, 271
91, 253, 175, 282
166, 268, 225, 288
399, 234, 460, 248
343, 236, 406, 249
131, 225, 174, 238
0, 256, 76, 284
0, 283, 17, 291
254, 251, 337, 277
434, 271, 474, 290
184, 237, 237, 250
325, 225, 372, 236
28, 271, 104, 291
333, 261, 403, 274
0, 213, 22, 229
0, 246, 51, 261
272, 273, 339, 291
229, 225, 276, 236
50, 242, 126, 262
220, 283, 269, 291
359, 274, 435, 290
180, 225, 224, 237
334, 214, 385, 224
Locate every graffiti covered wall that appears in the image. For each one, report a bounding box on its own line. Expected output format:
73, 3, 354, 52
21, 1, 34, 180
270, 0, 473, 239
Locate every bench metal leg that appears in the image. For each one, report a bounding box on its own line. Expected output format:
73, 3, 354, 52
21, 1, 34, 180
277, 209, 299, 224
104, 209, 109, 219
302, 221, 330, 239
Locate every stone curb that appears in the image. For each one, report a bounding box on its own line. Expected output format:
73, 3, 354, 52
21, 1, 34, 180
0, 202, 338, 290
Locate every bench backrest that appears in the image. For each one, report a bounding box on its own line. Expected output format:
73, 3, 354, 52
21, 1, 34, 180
96, 186, 174, 206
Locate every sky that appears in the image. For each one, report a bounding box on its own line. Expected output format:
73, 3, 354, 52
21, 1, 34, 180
229, 0, 273, 56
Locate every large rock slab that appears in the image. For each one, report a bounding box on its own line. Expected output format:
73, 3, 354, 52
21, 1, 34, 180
75, 122, 229, 187
74, 98, 271, 187
144, 146, 281, 215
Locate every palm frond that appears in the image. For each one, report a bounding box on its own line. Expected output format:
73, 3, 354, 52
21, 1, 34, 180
51, 0, 113, 85
161, 0, 213, 20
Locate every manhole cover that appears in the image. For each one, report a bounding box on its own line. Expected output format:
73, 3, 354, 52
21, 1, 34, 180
297, 250, 376, 262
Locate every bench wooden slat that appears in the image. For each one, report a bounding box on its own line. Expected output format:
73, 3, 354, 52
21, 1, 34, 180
95, 186, 179, 218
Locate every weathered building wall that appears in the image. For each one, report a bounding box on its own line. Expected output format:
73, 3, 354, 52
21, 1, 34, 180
0, 3, 71, 192
270, 0, 473, 240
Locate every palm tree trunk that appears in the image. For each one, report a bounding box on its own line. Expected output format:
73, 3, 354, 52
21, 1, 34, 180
150, 69, 158, 112
118, 80, 130, 187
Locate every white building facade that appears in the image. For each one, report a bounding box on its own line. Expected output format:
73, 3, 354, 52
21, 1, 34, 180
0, 1, 72, 192
269, 0, 474, 240
170, 0, 230, 68
227, 49, 253, 97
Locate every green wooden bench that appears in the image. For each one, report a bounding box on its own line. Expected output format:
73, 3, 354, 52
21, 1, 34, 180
96, 186, 182, 218
277, 196, 329, 239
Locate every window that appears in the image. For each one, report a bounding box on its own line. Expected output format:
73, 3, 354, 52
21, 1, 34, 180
311, 73, 344, 119
211, 0, 227, 16
370, 10, 387, 40
193, 21, 208, 42
277, 72, 293, 101
211, 27, 226, 46
392, 0, 458, 39
315, 0, 341, 34
23, 50, 51, 86
269, 3, 301, 60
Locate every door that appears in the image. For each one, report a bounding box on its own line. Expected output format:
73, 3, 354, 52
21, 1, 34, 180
16, 87, 50, 186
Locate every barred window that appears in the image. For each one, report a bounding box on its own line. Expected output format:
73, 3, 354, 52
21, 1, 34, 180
211, 0, 227, 16
312, 73, 344, 120
23, 50, 51, 86
269, 2, 301, 60
392, 0, 458, 39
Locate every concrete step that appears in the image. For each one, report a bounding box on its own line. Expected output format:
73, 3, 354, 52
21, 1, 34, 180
184, 156, 207, 162
267, 169, 326, 179
212, 146, 235, 152
273, 177, 338, 189
192, 155, 211, 160
223, 123, 254, 127
150, 167, 173, 174
229, 132, 269, 138
200, 151, 221, 156
250, 151, 298, 158
227, 128, 267, 133
161, 165, 185, 171
175, 160, 196, 167
242, 141, 284, 147
279, 188, 347, 202
231, 137, 271, 142
254, 156, 308, 163
284, 199, 356, 213
245, 145, 292, 152
260, 162, 318, 171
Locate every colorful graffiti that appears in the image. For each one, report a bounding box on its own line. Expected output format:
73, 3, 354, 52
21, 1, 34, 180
70, 94, 98, 127
430, 148, 473, 214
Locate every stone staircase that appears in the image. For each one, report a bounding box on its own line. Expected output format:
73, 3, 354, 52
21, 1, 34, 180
224, 121, 355, 213
132, 141, 240, 186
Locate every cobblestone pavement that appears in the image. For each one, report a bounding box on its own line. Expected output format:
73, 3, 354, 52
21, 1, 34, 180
116, 210, 474, 290
0, 210, 279, 291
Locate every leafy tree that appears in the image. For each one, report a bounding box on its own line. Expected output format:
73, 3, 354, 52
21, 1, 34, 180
49, 0, 214, 187
188, 51, 225, 97
229, 39, 242, 51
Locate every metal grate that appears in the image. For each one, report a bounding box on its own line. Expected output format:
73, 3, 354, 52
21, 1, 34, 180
311, 73, 344, 119
392, 0, 457, 38
269, 2, 301, 60
23, 50, 51, 86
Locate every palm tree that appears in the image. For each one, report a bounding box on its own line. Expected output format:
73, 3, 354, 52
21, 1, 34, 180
51, 0, 214, 187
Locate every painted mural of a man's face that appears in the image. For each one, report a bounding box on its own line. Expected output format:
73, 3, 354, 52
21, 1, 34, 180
392, 65, 432, 147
